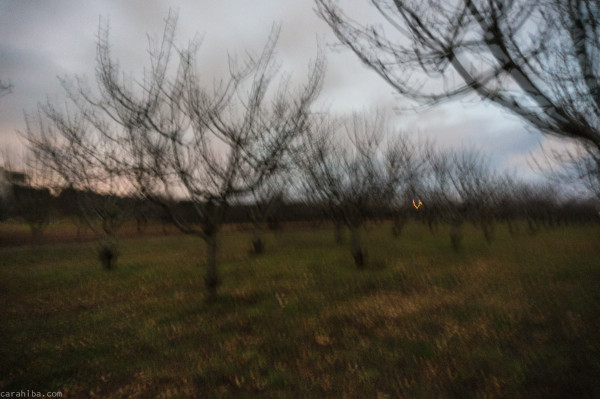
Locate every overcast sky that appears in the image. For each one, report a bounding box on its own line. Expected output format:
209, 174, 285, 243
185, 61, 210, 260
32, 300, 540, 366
0, 0, 559, 181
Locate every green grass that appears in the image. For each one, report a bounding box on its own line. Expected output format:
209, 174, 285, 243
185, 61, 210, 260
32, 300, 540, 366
1, 222, 599, 398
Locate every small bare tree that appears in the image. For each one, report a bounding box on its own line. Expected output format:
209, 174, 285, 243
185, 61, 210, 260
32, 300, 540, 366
1, 152, 55, 242
298, 111, 402, 268
24, 100, 133, 268
494, 173, 521, 236
509, 179, 563, 234
450, 149, 501, 244
246, 172, 288, 254
535, 141, 600, 202
384, 135, 428, 237
423, 147, 502, 249
423, 146, 466, 251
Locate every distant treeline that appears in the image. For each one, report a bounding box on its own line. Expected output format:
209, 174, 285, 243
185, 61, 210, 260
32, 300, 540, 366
3, 184, 598, 229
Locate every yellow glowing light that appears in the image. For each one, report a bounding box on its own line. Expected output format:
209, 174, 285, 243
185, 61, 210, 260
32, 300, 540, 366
412, 199, 422, 209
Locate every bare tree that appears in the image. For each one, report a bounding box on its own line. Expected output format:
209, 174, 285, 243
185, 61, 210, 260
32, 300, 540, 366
535, 141, 600, 202
513, 179, 564, 233
316, 0, 600, 178
423, 146, 466, 251
72, 14, 324, 299
450, 149, 501, 244
0, 154, 17, 221
0, 151, 54, 244
24, 99, 134, 268
295, 114, 344, 244
384, 134, 427, 237
55, 186, 91, 239
1, 151, 55, 241
494, 173, 522, 235
297, 111, 401, 268
422, 146, 502, 249
246, 172, 289, 254
16, 160, 55, 242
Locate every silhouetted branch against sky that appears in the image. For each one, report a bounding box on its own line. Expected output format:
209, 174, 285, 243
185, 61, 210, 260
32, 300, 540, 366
315, 0, 600, 189
0, 0, 596, 186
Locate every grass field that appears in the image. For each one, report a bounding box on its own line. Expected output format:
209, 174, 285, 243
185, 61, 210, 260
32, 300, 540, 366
1, 221, 599, 398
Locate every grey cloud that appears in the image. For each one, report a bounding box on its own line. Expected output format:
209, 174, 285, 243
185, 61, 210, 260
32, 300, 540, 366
0, 0, 552, 184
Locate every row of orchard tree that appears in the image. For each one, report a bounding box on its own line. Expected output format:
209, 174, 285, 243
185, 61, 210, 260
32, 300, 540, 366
4, 125, 598, 298
14, 7, 600, 300
295, 115, 599, 264
4, 132, 598, 246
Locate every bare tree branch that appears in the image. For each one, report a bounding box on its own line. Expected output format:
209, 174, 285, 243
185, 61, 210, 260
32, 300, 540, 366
42, 12, 325, 297
316, 0, 600, 154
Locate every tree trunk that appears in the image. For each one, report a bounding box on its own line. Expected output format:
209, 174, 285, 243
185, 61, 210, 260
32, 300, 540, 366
251, 225, 264, 254
392, 213, 407, 237
350, 225, 365, 268
334, 220, 344, 245
527, 216, 539, 235
450, 219, 463, 252
481, 220, 494, 244
97, 238, 118, 270
426, 211, 437, 234
506, 218, 515, 236
205, 232, 220, 301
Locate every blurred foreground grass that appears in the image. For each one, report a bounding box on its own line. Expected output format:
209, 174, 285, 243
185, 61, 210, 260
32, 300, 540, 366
1, 222, 599, 398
